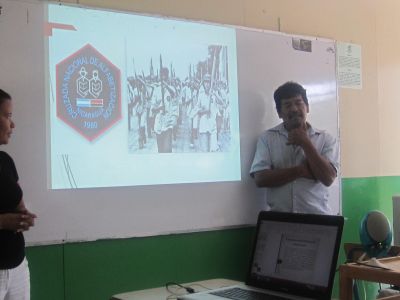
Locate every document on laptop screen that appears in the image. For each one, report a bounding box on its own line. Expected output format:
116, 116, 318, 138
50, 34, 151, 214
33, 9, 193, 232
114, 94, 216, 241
251, 220, 338, 287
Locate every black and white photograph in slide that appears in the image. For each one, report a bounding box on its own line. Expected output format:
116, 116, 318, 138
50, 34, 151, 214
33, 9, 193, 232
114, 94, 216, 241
127, 45, 231, 153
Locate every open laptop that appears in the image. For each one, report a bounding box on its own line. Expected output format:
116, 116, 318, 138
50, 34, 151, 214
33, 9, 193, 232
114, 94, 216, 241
179, 211, 344, 300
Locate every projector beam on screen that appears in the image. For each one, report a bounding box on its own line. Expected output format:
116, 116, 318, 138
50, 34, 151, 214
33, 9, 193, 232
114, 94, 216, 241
48, 4, 241, 189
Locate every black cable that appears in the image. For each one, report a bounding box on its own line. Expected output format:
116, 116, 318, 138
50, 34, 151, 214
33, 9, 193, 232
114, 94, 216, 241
62, 155, 73, 188
65, 155, 77, 188
165, 282, 195, 294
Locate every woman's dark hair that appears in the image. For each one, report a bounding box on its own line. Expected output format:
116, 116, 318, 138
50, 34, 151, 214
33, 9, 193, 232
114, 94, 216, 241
273, 81, 308, 113
0, 89, 12, 105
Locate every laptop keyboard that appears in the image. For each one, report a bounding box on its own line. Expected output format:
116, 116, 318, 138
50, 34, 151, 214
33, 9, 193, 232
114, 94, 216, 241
210, 287, 291, 300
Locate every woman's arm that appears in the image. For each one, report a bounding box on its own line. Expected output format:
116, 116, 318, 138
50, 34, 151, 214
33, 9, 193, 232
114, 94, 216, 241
0, 199, 37, 232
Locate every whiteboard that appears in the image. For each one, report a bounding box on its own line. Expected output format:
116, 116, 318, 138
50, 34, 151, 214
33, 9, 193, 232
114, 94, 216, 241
0, 0, 340, 245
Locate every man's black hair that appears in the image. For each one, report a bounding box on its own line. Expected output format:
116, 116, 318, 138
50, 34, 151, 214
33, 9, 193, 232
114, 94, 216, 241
0, 89, 11, 105
273, 81, 308, 114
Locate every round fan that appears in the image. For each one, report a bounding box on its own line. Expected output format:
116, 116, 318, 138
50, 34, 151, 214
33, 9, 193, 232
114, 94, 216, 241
359, 210, 392, 258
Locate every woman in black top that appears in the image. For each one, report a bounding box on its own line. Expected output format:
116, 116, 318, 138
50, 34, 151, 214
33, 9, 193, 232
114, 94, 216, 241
0, 89, 36, 300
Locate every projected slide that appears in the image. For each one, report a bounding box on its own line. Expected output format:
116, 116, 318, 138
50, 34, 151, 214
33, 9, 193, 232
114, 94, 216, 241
47, 4, 240, 189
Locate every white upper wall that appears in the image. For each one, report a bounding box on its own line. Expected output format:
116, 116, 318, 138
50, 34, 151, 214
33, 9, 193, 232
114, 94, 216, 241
39, 0, 385, 177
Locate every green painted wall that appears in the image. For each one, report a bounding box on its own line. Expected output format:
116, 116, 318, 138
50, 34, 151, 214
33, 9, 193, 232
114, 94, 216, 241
337, 177, 399, 300
27, 227, 255, 300
27, 245, 64, 300
342, 177, 393, 244
26, 177, 400, 300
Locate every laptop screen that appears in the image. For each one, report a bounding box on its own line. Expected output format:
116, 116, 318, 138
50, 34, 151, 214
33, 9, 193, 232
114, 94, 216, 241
246, 212, 343, 299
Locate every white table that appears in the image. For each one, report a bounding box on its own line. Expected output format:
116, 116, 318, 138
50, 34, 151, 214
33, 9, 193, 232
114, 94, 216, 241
110, 278, 241, 300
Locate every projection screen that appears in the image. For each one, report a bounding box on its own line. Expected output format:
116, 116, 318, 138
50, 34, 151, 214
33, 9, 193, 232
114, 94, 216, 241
0, 0, 340, 245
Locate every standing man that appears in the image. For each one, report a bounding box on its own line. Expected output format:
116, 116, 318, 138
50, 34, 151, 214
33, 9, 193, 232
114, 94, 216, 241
188, 79, 200, 149
197, 74, 217, 152
250, 81, 338, 214
153, 68, 178, 153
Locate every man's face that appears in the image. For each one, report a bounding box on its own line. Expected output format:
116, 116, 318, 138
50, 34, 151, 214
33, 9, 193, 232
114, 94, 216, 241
278, 94, 309, 130
203, 80, 211, 92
